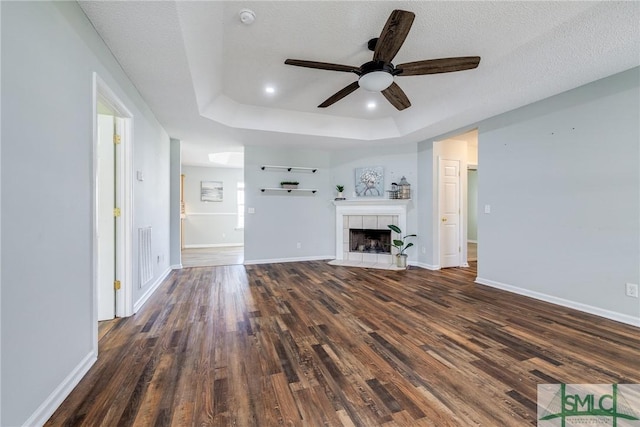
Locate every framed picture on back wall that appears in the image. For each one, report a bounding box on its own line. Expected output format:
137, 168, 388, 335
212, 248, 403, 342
355, 166, 384, 197
201, 181, 223, 202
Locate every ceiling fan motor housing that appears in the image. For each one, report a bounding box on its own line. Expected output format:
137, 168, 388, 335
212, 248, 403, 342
359, 61, 397, 76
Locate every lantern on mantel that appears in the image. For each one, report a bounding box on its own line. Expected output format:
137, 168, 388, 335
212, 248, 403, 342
398, 176, 411, 199
387, 182, 399, 199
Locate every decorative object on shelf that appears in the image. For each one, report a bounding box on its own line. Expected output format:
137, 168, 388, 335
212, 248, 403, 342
388, 224, 416, 269
398, 176, 411, 199
387, 182, 399, 199
335, 184, 345, 200
201, 181, 223, 202
261, 165, 317, 173
280, 181, 299, 189
355, 166, 384, 197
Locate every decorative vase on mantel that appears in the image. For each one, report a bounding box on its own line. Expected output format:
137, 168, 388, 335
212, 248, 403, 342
335, 185, 346, 200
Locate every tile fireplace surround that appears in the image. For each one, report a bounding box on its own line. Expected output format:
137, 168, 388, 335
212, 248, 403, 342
330, 199, 409, 270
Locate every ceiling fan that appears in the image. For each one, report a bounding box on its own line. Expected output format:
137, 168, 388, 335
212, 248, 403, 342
284, 9, 480, 111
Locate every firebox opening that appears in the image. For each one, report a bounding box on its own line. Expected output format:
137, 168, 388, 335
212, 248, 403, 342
349, 229, 391, 254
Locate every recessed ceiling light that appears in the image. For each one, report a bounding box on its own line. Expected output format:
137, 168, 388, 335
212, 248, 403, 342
265, 86, 275, 94
367, 102, 377, 110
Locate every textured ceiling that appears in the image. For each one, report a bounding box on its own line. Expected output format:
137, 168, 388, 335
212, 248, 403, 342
78, 1, 640, 166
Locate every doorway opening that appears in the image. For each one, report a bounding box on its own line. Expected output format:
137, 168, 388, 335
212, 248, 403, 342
93, 73, 134, 351
433, 129, 478, 269
179, 149, 245, 267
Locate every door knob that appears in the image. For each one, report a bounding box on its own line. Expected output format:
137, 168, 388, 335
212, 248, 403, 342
441, 217, 447, 222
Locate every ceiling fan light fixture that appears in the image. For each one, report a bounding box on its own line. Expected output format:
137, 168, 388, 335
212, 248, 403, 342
358, 71, 393, 92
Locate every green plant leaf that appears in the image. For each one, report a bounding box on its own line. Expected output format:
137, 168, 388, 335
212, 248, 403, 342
404, 242, 414, 249
393, 239, 404, 246
388, 224, 401, 233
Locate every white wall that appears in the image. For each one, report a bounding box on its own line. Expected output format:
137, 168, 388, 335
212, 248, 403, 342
182, 165, 244, 247
243, 144, 419, 264
244, 146, 333, 263
467, 170, 478, 242
476, 67, 639, 324
170, 139, 182, 267
1, 2, 171, 425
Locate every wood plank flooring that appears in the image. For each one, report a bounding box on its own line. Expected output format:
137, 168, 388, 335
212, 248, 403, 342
181, 246, 244, 268
46, 262, 640, 426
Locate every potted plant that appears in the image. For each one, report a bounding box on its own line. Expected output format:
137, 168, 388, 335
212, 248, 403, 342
388, 224, 416, 269
280, 181, 299, 189
335, 184, 344, 199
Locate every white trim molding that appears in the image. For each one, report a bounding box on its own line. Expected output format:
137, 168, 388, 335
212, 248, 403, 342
183, 243, 244, 249
244, 255, 334, 265
414, 262, 441, 270
134, 267, 172, 313
475, 277, 640, 328
22, 351, 97, 427
186, 212, 237, 216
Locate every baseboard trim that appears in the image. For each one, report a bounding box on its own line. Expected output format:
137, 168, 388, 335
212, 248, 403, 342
134, 267, 172, 313
415, 262, 440, 270
23, 350, 97, 427
183, 243, 243, 249
475, 277, 640, 328
171, 264, 183, 270
244, 255, 334, 265
467, 240, 477, 244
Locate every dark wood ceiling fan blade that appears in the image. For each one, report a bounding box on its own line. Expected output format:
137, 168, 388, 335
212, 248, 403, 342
285, 59, 358, 73
373, 10, 415, 63
396, 56, 481, 76
382, 82, 411, 111
318, 81, 360, 108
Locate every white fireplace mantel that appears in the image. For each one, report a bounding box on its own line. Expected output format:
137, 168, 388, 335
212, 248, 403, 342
333, 198, 411, 207
334, 199, 409, 261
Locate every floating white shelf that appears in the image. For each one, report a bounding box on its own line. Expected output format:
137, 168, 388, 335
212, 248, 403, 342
261, 188, 317, 194
260, 165, 318, 173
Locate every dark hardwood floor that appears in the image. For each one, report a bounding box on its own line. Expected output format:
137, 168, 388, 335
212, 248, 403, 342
46, 261, 640, 426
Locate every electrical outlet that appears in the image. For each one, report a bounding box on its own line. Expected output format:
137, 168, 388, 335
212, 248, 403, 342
422, 247, 426, 254
626, 283, 639, 298
296, 242, 301, 249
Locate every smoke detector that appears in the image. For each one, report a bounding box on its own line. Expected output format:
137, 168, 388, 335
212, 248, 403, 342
239, 9, 256, 25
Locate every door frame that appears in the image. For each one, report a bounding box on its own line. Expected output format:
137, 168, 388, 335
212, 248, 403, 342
92, 73, 134, 350
434, 155, 467, 269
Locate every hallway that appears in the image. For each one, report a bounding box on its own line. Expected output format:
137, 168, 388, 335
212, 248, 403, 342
181, 246, 244, 268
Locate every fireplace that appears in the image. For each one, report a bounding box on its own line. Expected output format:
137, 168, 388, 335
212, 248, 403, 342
332, 199, 409, 267
349, 229, 391, 254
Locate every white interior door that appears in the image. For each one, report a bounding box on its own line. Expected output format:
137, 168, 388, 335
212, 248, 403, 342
439, 158, 461, 268
97, 114, 116, 321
